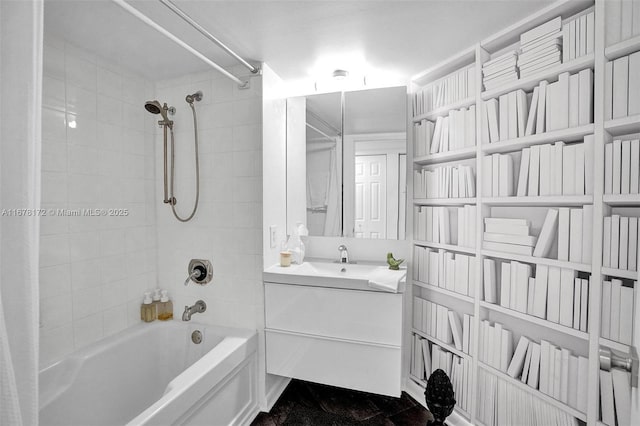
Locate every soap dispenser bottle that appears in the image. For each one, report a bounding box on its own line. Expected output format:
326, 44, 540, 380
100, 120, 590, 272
140, 292, 156, 322
157, 290, 173, 321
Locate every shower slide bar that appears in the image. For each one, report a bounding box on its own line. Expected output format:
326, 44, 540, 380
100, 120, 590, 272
111, 0, 255, 87
159, 0, 260, 75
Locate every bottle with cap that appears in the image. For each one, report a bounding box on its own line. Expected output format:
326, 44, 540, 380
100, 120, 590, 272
140, 292, 156, 322
157, 290, 173, 321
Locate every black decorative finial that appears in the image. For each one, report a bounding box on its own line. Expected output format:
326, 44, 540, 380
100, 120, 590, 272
424, 369, 456, 426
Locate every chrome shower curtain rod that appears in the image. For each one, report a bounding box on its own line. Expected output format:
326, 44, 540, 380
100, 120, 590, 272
111, 0, 256, 87
159, 0, 260, 75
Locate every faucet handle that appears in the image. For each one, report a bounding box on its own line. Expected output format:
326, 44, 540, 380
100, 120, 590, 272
338, 244, 347, 251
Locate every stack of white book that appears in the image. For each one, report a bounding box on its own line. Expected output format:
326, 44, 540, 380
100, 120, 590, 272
603, 214, 640, 271
483, 259, 589, 332
479, 320, 514, 373
478, 369, 579, 426
604, 51, 640, 120
412, 297, 475, 351
413, 119, 435, 157
482, 50, 519, 91
511, 138, 594, 197
604, 139, 640, 195
556, 206, 594, 264
482, 217, 536, 256
600, 279, 636, 345
456, 205, 477, 248
412, 65, 475, 116
517, 17, 563, 79
413, 246, 477, 297
413, 164, 475, 199
605, 0, 640, 46
482, 69, 593, 144
600, 366, 632, 426
562, 10, 594, 63
482, 153, 515, 197
425, 107, 477, 155
414, 206, 476, 248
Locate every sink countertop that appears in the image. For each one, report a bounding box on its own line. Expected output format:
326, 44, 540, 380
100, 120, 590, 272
263, 259, 407, 293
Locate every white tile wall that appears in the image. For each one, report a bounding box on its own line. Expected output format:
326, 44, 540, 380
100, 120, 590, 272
39, 38, 157, 365
155, 66, 263, 331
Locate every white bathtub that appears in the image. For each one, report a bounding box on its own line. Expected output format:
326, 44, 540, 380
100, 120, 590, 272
39, 321, 259, 426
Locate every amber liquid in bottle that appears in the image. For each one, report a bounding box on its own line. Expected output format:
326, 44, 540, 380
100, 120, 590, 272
157, 301, 173, 320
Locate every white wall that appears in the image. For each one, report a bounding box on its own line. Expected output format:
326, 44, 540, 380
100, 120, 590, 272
155, 66, 263, 330
39, 38, 157, 365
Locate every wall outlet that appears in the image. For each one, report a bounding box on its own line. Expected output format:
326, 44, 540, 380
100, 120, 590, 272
269, 225, 278, 248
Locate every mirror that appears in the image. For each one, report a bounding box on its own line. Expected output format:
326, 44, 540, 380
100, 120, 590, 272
286, 86, 407, 240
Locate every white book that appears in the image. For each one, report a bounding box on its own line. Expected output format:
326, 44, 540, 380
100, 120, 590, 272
486, 99, 500, 143
521, 342, 533, 383
629, 52, 640, 116
605, 142, 614, 195
606, 0, 622, 45
490, 323, 500, 368
552, 346, 561, 399
483, 258, 497, 303
560, 348, 570, 404
421, 339, 432, 378
532, 264, 549, 319
508, 91, 518, 140
481, 101, 490, 144
601, 280, 612, 339
454, 254, 469, 295
579, 15, 587, 57
533, 208, 559, 258
634, 0, 640, 37
613, 56, 629, 119
510, 260, 519, 317
546, 81, 559, 132
527, 277, 535, 314
557, 208, 570, 261
568, 355, 579, 409
559, 268, 575, 327
539, 144, 552, 196
507, 336, 531, 378
463, 314, 470, 354
498, 154, 514, 197
500, 262, 511, 308
483, 232, 537, 246
525, 87, 539, 136
622, 140, 631, 194
619, 285, 634, 345
622, 0, 634, 40
582, 204, 593, 264
575, 143, 585, 195
521, 17, 561, 45
528, 144, 541, 196
631, 140, 640, 194
514, 149, 530, 197
492, 154, 500, 197
610, 279, 622, 341
484, 222, 530, 235
587, 12, 595, 54
483, 241, 533, 256
600, 370, 616, 426
611, 215, 621, 269
515, 262, 531, 313
562, 20, 570, 62
569, 208, 583, 263
448, 311, 464, 351
573, 278, 582, 329
562, 144, 576, 195
620, 216, 630, 270
482, 320, 491, 363
557, 72, 570, 130
578, 68, 593, 125
568, 73, 580, 127
468, 256, 476, 298
484, 217, 530, 226
536, 80, 548, 134
576, 356, 589, 413
539, 340, 550, 394
603, 216, 612, 268
605, 60, 614, 122
446, 256, 456, 291
629, 217, 638, 271
482, 155, 493, 197
516, 90, 528, 137
552, 141, 565, 195
499, 94, 509, 141
547, 266, 561, 323
527, 342, 541, 389
612, 368, 632, 426
500, 328, 513, 373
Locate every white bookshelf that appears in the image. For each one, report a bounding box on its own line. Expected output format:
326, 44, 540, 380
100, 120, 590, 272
406, 1, 640, 424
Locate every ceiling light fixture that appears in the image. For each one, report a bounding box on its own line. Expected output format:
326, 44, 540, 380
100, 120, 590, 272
332, 69, 349, 80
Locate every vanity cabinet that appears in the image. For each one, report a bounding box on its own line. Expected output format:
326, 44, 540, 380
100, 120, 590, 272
264, 282, 403, 396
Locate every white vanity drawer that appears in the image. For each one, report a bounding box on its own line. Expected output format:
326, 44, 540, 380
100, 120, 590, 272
264, 282, 403, 346
265, 330, 401, 397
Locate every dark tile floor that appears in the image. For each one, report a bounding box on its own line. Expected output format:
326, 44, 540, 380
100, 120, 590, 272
251, 379, 434, 426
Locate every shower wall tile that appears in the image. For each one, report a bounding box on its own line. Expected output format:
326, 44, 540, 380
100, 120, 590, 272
39, 39, 158, 366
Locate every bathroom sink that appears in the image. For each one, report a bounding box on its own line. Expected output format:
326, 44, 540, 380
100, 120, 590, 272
263, 259, 406, 293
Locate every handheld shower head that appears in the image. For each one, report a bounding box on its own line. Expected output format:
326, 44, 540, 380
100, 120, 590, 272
144, 100, 175, 123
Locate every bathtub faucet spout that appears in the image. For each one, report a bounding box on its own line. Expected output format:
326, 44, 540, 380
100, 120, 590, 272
182, 300, 206, 321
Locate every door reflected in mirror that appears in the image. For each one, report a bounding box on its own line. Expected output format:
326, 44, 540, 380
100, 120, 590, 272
285, 86, 407, 240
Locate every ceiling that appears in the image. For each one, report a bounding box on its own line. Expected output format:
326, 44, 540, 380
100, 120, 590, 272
44, 0, 554, 87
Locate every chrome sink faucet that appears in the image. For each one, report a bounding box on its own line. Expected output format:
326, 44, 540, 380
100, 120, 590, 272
182, 300, 206, 321
338, 245, 349, 264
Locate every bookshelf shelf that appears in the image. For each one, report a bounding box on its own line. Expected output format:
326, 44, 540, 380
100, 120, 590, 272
483, 195, 593, 207
605, 34, 640, 61
481, 54, 595, 100
413, 146, 476, 165
479, 301, 589, 340
478, 362, 587, 422
480, 124, 595, 154
412, 328, 471, 360
601, 267, 638, 280
414, 281, 475, 304
413, 198, 476, 206
481, 249, 592, 272
602, 194, 640, 206
600, 337, 632, 354
412, 96, 476, 122
604, 114, 640, 136
414, 240, 476, 255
